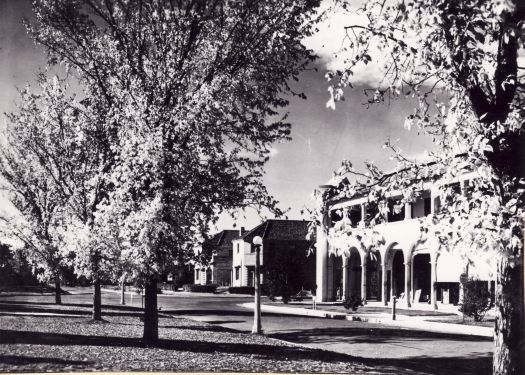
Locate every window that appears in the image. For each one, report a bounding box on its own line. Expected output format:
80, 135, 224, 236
195, 270, 199, 280
235, 267, 240, 280
349, 207, 362, 227
424, 197, 432, 216
387, 199, 405, 222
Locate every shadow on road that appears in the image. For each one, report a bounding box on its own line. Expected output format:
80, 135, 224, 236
269, 326, 492, 345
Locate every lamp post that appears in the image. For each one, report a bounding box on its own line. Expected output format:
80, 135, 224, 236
252, 235, 263, 334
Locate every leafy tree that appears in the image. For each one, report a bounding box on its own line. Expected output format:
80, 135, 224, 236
0, 74, 112, 318
318, 1, 524, 373
0, 76, 73, 304
460, 278, 495, 322
0, 243, 17, 288
28, 0, 321, 343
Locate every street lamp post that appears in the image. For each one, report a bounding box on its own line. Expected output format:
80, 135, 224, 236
252, 235, 263, 334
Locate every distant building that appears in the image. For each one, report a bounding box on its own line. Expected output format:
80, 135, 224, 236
194, 230, 238, 286
315, 165, 496, 308
231, 220, 315, 293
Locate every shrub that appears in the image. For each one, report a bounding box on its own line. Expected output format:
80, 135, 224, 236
459, 279, 494, 322
343, 295, 363, 312
182, 284, 217, 293
228, 286, 254, 295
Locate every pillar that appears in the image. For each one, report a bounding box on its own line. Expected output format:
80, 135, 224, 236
316, 212, 329, 302
360, 204, 366, 223
431, 257, 438, 310
404, 260, 412, 307
361, 256, 367, 304
327, 254, 335, 300
342, 256, 349, 300
404, 202, 411, 220
390, 266, 394, 299
382, 264, 388, 306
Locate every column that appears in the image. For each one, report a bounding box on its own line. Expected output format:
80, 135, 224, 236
431, 257, 438, 310
361, 256, 367, 304
342, 256, 349, 300
316, 211, 329, 302
404, 260, 412, 307
382, 264, 388, 306
390, 267, 394, 299
360, 204, 366, 223
404, 202, 411, 220
326, 254, 335, 301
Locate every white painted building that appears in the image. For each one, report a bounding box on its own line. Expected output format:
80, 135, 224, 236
315, 170, 496, 308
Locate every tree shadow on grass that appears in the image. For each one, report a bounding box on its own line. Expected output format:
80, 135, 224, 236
0, 328, 350, 363
0, 302, 144, 318
0, 300, 142, 311
0, 354, 93, 367
159, 324, 242, 333
0, 328, 491, 374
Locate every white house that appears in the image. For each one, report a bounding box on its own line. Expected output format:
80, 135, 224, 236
315, 167, 496, 309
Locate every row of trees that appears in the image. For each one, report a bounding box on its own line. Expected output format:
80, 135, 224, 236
0, 0, 321, 343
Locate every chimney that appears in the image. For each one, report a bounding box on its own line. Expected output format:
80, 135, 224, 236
239, 227, 245, 236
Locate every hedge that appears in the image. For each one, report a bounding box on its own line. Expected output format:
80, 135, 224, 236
228, 286, 255, 295
182, 284, 217, 293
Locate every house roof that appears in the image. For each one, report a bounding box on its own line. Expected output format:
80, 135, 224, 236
239, 220, 312, 242
326, 153, 470, 205
203, 230, 238, 249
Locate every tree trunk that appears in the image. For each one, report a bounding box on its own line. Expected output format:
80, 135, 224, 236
143, 276, 158, 344
54, 273, 62, 305
92, 278, 102, 321
493, 257, 524, 375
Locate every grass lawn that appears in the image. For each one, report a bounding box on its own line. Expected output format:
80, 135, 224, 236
0, 299, 373, 373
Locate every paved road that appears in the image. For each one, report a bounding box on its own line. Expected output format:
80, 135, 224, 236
2, 288, 493, 362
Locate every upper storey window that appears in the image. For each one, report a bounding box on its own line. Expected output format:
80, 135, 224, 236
387, 199, 405, 222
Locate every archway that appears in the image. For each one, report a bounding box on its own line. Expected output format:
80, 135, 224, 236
366, 251, 382, 300
348, 248, 362, 299
333, 255, 343, 300
391, 250, 405, 298
412, 253, 431, 303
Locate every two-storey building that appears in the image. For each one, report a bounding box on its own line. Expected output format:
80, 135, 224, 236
231, 219, 315, 293
194, 230, 238, 286
315, 167, 496, 309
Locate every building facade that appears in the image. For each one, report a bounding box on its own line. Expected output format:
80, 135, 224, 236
231, 220, 316, 293
194, 230, 238, 286
315, 170, 496, 308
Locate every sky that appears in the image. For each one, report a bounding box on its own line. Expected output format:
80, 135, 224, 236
0, 0, 435, 235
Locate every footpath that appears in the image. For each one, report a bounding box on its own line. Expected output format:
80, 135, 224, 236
239, 301, 493, 338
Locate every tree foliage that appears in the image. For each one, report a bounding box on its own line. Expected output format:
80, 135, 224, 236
313, 1, 524, 374
27, 0, 321, 341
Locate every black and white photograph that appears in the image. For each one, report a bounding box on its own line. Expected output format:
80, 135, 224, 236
0, 0, 523, 374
